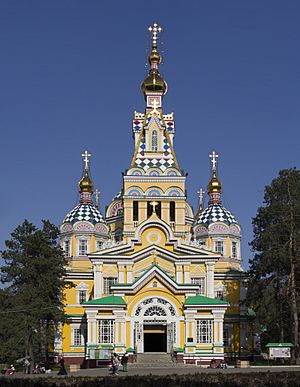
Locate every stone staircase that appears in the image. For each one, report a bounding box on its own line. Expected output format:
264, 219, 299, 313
130, 353, 196, 368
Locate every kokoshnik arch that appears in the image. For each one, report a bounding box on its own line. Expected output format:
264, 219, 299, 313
57, 23, 253, 366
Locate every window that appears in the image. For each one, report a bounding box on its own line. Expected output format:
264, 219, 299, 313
223, 325, 232, 348
216, 290, 225, 300
103, 277, 117, 294
214, 240, 224, 255
151, 130, 158, 151
191, 277, 205, 295
196, 320, 212, 344
170, 201, 175, 223
97, 240, 103, 250
78, 239, 88, 256
147, 201, 161, 218
133, 201, 139, 222
98, 320, 114, 344
64, 239, 70, 257
232, 241, 237, 258
78, 290, 87, 304
72, 327, 85, 346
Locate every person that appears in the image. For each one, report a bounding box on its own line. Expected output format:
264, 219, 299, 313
209, 358, 217, 368
111, 353, 120, 376
23, 358, 31, 374
121, 352, 129, 372
7, 365, 15, 375
57, 357, 67, 376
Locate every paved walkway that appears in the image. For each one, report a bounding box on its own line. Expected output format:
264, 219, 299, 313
4, 365, 300, 378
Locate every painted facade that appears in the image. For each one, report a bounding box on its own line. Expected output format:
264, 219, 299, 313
58, 23, 251, 366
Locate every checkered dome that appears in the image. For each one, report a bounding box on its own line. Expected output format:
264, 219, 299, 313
63, 203, 106, 225
196, 204, 238, 226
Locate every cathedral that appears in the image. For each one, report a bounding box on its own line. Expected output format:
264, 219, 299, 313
57, 23, 252, 366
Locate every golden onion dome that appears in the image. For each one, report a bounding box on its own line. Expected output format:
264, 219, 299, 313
207, 172, 222, 194
79, 170, 93, 193
141, 69, 167, 95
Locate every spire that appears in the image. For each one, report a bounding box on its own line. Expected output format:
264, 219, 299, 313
141, 22, 167, 105
196, 188, 205, 218
79, 150, 94, 203
94, 188, 100, 209
207, 150, 222, 205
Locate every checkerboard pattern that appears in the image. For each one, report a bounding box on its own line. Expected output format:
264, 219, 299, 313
197, 204, 237, 225
63, 203, 105, 225
134, 133, 176, 172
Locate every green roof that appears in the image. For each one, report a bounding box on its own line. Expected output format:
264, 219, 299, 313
83, 295, 126, 306
266, 343, 294, 347
184, 295, 228, 306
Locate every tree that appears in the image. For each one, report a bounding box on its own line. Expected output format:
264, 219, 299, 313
247, 169, 300, 362
0, 219, 73, 366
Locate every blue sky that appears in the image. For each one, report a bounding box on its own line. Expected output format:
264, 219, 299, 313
0, 1, 299, 269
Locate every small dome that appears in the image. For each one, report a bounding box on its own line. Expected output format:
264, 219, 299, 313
63, 203, 106, 225
79, 172, 93, 193
141, 70, 167, 95
196, 204, 238, 226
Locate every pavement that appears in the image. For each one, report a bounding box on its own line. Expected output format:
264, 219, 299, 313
3, 365, 300, 378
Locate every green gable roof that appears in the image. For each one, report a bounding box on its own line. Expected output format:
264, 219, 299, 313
184, 295, 228, 306
266, 343, 294, 347
83, 295, 126, 306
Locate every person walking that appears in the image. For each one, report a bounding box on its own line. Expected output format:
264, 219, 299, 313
57, 357, 67, 375
111, 353, 120, 376
121, 352, 129, 372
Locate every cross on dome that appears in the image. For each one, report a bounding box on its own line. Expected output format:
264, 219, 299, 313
209, 150, 219, 172
81, 150, 91, 170
148, 22, 162, 48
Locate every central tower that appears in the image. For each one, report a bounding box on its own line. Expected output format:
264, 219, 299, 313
107, 23, 194, 240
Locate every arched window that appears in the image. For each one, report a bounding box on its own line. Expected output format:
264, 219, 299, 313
151, 130, 158, 151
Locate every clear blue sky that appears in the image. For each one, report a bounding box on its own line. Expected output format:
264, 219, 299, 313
0, 1, 299, 269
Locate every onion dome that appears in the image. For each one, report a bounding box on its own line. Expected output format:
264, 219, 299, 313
62, 150, 107, 226
195, 151, 238, 226
141, 22, 167, 98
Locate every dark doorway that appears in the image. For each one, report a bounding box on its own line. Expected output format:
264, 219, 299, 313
144, 324, 167, 352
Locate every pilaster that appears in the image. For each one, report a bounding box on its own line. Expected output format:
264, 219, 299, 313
93, 262, 103, 299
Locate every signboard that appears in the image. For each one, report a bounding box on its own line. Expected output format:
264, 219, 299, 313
269, 347, 291, 359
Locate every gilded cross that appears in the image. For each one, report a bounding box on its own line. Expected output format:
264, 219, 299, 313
209, 150, 219, 172
150, 200, 159, 214
81, 150, 91, 170
148, 22, 162, 48
95, 188, 100, 208
150, 99, 159, 113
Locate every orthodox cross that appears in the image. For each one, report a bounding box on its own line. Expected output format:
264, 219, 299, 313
150, 200, 159, 214
197, 188, 205, 207
81, 150, 91, 170
209, 150, 219, 172
150, 99, 159, 113
148, 22, 162, 48
95, 189, 100, 208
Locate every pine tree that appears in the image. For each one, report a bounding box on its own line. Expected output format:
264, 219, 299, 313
247, 169, 300, 362
0, 219, 73, 366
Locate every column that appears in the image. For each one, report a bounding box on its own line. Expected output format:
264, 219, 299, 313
126, 263, 133, 283
184, 310, 196, 353
113, 310, 126, 353
93, 262, 103, 299
183, 263, 191, 283
206, 262, 215, 298
87, 313, 97, 346
175, 263, 183, 283
212, 311, 225, 354
118, 263, 125, 283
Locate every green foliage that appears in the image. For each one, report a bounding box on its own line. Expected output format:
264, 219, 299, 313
0, 372, 300, 387
0, 219, 73, 364
247, 169, 300, 356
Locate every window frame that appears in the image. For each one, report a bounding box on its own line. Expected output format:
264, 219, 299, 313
151, 130, 158, 152
98, 319, 114, 344
196, 320, 213, 344
103, 277, 117, 295
191, 277, 205, 295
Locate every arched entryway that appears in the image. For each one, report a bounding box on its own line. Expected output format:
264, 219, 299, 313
131, 297, 179, 353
